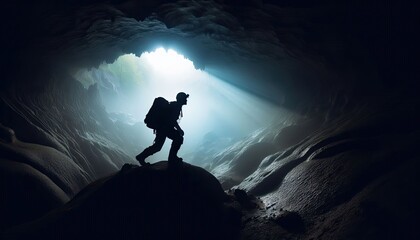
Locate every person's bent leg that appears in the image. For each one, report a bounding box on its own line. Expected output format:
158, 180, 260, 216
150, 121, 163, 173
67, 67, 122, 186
136, 131, 166, 165
167, 129, 184, 163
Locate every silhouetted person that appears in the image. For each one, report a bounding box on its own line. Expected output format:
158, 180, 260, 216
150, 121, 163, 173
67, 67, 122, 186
136, 92, 189, 166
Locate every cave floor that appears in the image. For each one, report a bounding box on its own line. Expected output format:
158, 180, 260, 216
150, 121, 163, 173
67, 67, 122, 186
232, 194, 301, 240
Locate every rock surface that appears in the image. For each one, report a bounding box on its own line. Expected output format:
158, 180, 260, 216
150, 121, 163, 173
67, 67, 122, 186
2, 161, 240, 240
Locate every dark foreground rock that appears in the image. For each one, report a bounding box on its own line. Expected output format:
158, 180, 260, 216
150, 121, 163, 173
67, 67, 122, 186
3, 161, 240, 240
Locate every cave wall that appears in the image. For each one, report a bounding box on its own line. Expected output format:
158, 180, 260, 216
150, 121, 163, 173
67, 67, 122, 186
0, 0, 418, 237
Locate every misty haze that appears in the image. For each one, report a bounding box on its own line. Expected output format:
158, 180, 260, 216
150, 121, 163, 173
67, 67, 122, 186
73, 48, 286, 164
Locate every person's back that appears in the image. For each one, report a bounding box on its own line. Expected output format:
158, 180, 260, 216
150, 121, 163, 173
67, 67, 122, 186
136, 92, 189, 166
166, 101, 182, 126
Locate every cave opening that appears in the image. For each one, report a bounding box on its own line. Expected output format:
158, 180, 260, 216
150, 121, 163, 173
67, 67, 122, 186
72, 47, 289, 164
3, 1, 417, 239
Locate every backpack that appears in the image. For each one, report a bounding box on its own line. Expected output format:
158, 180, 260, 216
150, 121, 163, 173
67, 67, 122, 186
144, 97, 169, 130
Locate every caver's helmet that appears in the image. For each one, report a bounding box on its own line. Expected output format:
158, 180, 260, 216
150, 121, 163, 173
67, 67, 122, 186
176, 92, 189, 102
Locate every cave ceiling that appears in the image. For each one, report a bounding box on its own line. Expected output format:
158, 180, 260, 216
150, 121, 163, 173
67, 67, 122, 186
2, 0, 415, 109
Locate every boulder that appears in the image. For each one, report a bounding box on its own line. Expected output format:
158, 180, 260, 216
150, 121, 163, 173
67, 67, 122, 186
3, 161, 240, 240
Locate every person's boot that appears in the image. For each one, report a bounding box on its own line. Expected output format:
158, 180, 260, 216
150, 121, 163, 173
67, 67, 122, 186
135, 152, 151, 166
169, 155, 183, 163
168, 147, 183, 165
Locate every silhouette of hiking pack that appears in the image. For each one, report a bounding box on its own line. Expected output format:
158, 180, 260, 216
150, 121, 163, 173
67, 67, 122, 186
144, 97, 170, 130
